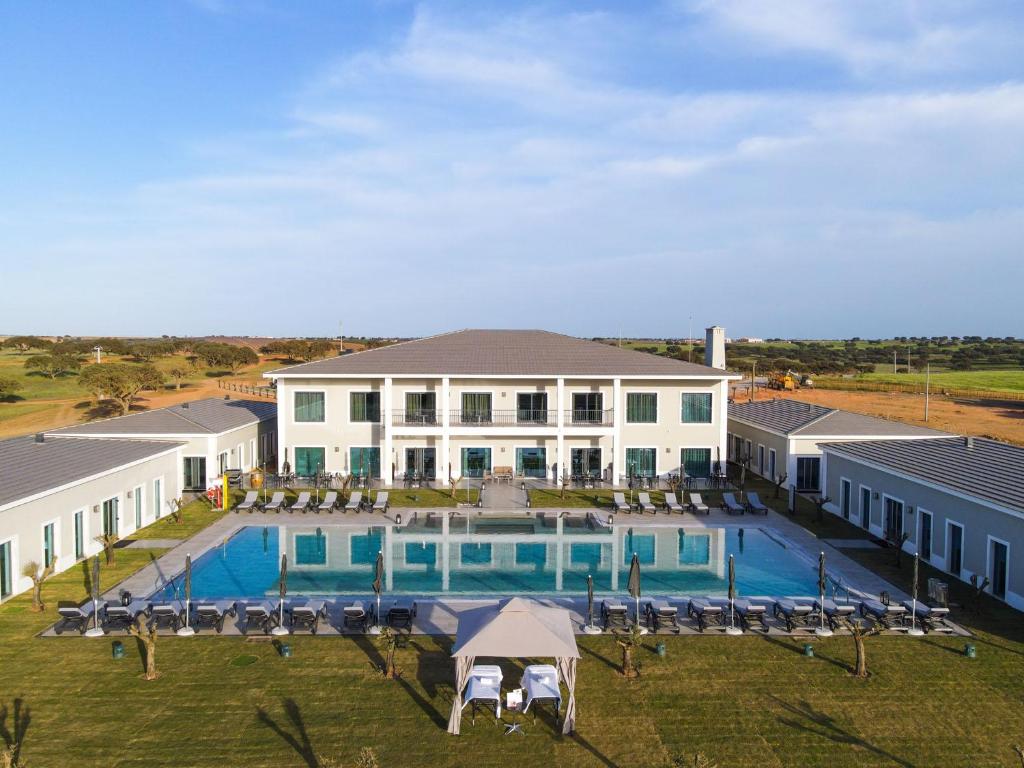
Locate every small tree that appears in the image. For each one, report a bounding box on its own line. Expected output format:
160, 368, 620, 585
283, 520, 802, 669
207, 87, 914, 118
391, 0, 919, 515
890, 532, 910, 567
813, 495, 831, 524
377, 626, 399, 679
128, 615, 159, 681
843, 617, 880, 678
772, 472, 788, 499
967, 575, 991, 614
0, 378, 22, 401
3, 335, 51, 352
94, 534, 118, 565
167, 365, 191, 390
1013, 744, 1023, 767
24, 353, 80, 380
169, 497, 187, 524
21, 558, 56, 612
616, 623, 643, 679
80, 363, 164, 415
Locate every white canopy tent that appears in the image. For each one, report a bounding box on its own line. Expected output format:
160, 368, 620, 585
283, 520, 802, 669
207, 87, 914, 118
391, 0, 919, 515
447, 598, 580, 735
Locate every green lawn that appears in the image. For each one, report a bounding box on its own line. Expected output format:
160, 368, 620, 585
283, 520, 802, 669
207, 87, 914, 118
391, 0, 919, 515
3, 478, 1024, 766
128, 497, 231, 540
0, 401, 52, 424
855, 369, 1024, 393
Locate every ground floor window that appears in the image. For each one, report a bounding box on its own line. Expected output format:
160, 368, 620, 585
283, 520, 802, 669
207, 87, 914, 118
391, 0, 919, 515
405, 447, 436, 480
349, 447, 380, 479
102, 497, 118, 537
840, 479, 851, 519
920, 511, 932, 561
757, 445, 765, 475
461, 447, 491, 478
183, 456, 206, 490
571, 448, 602, 477
947, 522, 964, 578
990, 539, 1008, 599
883, 497, 904, 541
0, 540, 11, 599
625, 448, 656, 478
74, 510, 84, 560
42, 523, 55, 569
154, 478, 163, 519
732, 435, 743, 461
769, 448, 777, 480
516, 447, 547, 478
681, 448, 711, 479
218, 451, 229, 475
134, 487, 143, 529
795, 457, 820, 491
294, 447, 326, 477
860, 487, 871, 530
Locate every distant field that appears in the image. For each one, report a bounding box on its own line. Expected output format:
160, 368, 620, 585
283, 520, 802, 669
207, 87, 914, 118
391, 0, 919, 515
856, 370, 1024, 393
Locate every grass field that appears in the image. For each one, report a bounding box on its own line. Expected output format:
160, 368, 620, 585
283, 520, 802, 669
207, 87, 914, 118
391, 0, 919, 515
3, 483, 1024, 767
855, 370, 1024, 393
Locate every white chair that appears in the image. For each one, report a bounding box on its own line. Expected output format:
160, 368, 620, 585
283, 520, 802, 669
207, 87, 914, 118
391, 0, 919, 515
637, 492, 656, 514
688, 493, 709, 515
663, 492, 684, 513
344, 492, 362, 512
291, 492, 311, 513
612, 492, 631, 513
318, 491, 339, 512
521, 664, 561, 718
463, 664, 503, 722
264, 492, 286, 512
371, 492, 389, 512
235, 491, 260, 512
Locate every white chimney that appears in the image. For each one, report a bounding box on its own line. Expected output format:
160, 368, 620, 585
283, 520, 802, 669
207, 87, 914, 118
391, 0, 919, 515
705, 326, 726, 369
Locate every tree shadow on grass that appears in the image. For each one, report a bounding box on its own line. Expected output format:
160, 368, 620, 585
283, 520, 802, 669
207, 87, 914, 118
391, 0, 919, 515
761, 632, 850, 672
772, 696, 915, 767
579, 642, 619, 672
0, 698, 31, 767
566, 732, 619, 768
256, 698, 317, 768
351, 634, 385, 673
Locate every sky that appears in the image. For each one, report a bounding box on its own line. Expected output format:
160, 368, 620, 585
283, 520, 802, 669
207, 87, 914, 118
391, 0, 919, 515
1, 0, 1023, 339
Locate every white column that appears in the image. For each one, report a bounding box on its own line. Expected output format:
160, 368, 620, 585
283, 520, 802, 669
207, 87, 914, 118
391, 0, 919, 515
275, 379, 287, 474
206, 436, 218, 489
718, 379, 729, 470
441, 377, 451, 481
556, 377, 565, 483
611, 378, 622, 485
383, 377, 393, 487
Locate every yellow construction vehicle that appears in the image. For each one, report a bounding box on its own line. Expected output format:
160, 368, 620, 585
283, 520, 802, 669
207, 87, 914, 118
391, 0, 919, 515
768, 370, 804, 391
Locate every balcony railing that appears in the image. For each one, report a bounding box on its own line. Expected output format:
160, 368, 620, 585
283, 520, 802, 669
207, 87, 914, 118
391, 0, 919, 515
391, 408, 615, 427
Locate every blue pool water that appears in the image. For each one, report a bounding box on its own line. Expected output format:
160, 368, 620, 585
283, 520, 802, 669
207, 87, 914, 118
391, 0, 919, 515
156, 523, 827, 600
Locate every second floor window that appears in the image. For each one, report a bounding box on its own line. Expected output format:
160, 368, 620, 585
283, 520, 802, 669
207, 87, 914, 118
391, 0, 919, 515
462, 392, 492, 422
681, 393, 712, 423
626, 393, 657, 423
294, 391, 325, 422
350, 392, 380, 422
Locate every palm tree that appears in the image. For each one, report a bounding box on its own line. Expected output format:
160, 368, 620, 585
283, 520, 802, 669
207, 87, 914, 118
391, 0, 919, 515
21, 559, 56, 612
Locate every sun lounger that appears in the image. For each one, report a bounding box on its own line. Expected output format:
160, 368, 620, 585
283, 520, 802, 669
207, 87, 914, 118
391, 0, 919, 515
386, 600, 417, 631
344, 492, 363, 512
732, 598, 770, 632
147, 602, 183, 631
288, 600, 328, 634
343, 601, 371, 632
901, 601, 953, 633
55, 605, 91, 634
193, 603, 235, 633
663, 492, 684, 513
772, 599, 817, 632
601, 598, 630, 630
644, 600, 681, 633
237, 602, 276, 634
612, 492, 631, 513
264, 492, 286, 512
318, 491, 339, 512
521, 664, 561, 720
235, 491, 261, 513
687, 598, 726, 632
463, 664, 503, 723
637, 492, 656, 514
372, 492, 389, 513
815, 599, 857, 631
860, 598, 907, 629
290, 492, 312, 513
689, 493, 710, 515
722, 492, 745, 515
745, 492, 770, 515
102, 603, 137, 631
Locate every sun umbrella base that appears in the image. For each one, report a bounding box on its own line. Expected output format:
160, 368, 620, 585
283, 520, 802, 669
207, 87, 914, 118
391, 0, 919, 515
176, 626, 196, 637
814, 627, 834, 637
84, 627, 105, 638
367, 625, 382, 635
725, 626, 743, 636
581, 624, 602, 635
907, 627, 925, 637
271, 626, 290, 637
635, 626, 649, 635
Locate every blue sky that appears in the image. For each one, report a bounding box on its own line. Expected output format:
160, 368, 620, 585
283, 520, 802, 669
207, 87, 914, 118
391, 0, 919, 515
1, 0, 1022, 339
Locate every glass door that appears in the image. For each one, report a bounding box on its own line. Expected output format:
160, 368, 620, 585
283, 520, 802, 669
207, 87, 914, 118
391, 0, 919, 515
990, 540, 1008, 599
626, 448, 657, 478
883, 498, 903, 541
0, 540, 11, 599
796, 457, 820, 491
405, 448, 436, 480
948, 524, 963, 577
840, 479, 851, 519
571, 448, 602, 478
134, 488, 143, 530
405, 392, 437, 424
183, 456, 206, 490
515, 447, 547, 478
920, 511, 932, 561
571, 393, 602, 423
461, 447, 491, 478
461, 393, 492, 423
154, 478, 162, 519
74, 510, 84, 560
516, 393, 547, 423
42, 523, 55, 569
860, 487, 871, 530
681, 448, 711, 479
102, 497, 118, 537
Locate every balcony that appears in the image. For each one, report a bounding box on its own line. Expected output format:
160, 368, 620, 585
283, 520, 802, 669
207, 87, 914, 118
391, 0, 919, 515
391, 410, 439, 427
565, 409, 614, 427
390, 408, 616, 428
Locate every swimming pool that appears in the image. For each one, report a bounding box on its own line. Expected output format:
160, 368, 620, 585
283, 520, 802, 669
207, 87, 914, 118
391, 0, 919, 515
154, 522, 829, 600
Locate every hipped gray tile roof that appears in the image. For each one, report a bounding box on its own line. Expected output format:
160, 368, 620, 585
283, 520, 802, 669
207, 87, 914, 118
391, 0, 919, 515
49, 397, 276, 437
821, 437, 1024, 514
0, 435, 182, 508
729, 399, 948, 438
267, 329, 735, 378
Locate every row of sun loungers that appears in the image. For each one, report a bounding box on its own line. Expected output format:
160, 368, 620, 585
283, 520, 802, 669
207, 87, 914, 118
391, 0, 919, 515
235, 491, 390, 514
612, 492, 710, 515
55, 598, 417, 636
462, 664, 563, 725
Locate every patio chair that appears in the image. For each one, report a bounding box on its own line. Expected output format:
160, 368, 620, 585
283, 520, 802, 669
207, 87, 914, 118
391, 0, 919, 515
687, 598, 726, 632
264, 492, 286, 512
343, 601, 372, 632
732, 598, 770, 632
235, 491, 261, 513
901, 601, 953, 633
288, 600, 328, 634
521, 664, 561, 722
344, 492, 363, 512
612, 492, 631, 513
601, 598, 630, 631
637, 492, 656, 514
688, 493, 710, 515
237, 602, 276, 635
192, 603, 235, 633
644, 600, 681, 633
815, 599, 857, 631
462, 664, 503, 723
371, 492, 389, 513
663, 492, 684, 514
860, 599, 907, 629
318, 491, 339, 512
386, 601, 417, 631
290, 492, 312, 513
745, 492, 770, 515
55, 605, 91, 634
722, 493, 746, 515
772, 599, 817, 632
147, 602, 182, 631
102, 603, 137, 631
